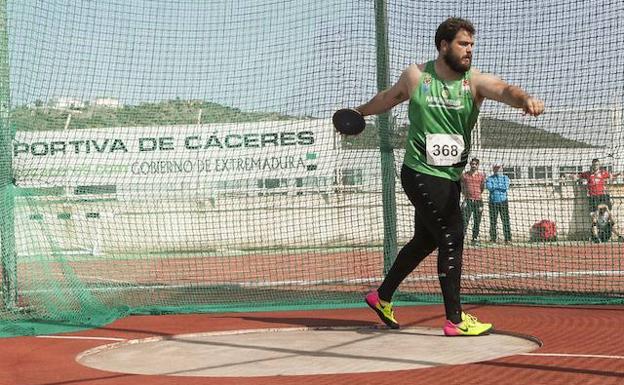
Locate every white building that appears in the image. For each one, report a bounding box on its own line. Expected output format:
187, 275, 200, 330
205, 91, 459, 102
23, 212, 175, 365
93, 97, 121, 108
49, 97, 84, 110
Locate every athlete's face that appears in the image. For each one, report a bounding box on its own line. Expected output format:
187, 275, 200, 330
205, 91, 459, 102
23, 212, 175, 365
442, 29, 474, 74
469, 161, 479, 172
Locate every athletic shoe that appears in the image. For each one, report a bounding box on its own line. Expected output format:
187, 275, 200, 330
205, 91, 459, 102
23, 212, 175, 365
443, 312, 493, 336
365, 290, 400, 329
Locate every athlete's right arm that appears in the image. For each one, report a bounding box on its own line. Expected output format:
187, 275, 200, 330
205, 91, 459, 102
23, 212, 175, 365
355, 64, 421, 116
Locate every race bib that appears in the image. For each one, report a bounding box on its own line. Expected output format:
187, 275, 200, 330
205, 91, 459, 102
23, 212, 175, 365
425, 133, 464, 166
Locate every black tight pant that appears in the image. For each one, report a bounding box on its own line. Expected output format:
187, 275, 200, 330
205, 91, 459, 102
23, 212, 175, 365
378, 165, 464, 324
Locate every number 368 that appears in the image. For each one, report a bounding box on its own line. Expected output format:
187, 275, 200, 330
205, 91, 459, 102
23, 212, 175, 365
432, 144, 459, 156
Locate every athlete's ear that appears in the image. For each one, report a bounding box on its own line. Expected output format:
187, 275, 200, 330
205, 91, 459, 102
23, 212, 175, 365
439, 40, 449, 53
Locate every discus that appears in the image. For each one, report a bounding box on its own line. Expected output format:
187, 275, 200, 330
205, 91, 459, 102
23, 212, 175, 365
332, 108, 365, 135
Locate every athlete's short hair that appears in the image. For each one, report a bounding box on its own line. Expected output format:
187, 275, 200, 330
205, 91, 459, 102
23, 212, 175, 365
435, 17, 475, 51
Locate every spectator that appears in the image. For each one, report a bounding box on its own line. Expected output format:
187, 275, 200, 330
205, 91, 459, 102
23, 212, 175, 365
591, 204, 623, 243
461, 158, 486, 245
486, 163, 512, 244
575, 159, 621, 213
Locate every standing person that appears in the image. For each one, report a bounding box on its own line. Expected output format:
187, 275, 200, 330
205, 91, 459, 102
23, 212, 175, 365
486, 163, 512, 244
575, 159, 621, 213
461, 158, 486, 245
351, 17, 544, 336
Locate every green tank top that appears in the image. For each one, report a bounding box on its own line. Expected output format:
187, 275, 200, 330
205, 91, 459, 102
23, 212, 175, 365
403, 61, 479, 181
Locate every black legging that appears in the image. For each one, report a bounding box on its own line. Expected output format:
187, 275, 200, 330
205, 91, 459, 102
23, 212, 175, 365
378, 165, 464, 324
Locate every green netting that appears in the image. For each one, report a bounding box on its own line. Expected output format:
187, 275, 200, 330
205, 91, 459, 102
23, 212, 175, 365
1, 0, 624, 337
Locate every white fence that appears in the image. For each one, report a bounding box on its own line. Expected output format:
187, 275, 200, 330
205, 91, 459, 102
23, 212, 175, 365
15, 180, 621, 257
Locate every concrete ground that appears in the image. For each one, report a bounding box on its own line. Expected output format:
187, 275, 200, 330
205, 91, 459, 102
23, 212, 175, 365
77, 326, 539, 377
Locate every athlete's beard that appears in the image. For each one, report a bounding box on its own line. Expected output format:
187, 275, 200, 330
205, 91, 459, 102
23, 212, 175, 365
443, 50, 471, 74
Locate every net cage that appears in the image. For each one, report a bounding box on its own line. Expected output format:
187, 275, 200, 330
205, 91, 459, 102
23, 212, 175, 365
0, 0, 623, 337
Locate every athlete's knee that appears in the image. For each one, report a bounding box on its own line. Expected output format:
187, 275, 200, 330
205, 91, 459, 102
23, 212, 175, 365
401, 236, 436, 261
436, 233, 463, 271
437, 228, 464, 251
437, 250, 463, 276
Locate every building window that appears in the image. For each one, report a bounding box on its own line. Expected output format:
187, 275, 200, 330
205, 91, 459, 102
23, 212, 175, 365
216, 179, 244, 190
502, 166, 522, 180
298, 176, 330, 188
558, 165, 584, 178
341, 169, 363, 186
257, 178, 289, 196
258, 178, 288, 189
528, 166, 553, 179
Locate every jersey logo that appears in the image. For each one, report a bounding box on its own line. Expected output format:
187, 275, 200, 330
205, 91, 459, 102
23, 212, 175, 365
421, 74, 432, 93
462, 79, 471, 94
441, 86, 450, 98
426, 95, 463, 110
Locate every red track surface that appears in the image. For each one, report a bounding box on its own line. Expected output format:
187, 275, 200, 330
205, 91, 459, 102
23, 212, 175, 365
18, 243, 624, 295
1, 304, 623, 385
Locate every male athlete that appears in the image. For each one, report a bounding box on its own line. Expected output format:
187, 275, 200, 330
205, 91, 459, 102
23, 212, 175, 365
355, 18, 544, 336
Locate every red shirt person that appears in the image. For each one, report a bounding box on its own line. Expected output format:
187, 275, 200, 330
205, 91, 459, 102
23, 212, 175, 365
577, 159, 620, 212
461, 158, 486, 244
462, 166, 486, 200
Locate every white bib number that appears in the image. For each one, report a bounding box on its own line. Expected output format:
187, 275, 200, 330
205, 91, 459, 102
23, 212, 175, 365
426, 133, 464, 166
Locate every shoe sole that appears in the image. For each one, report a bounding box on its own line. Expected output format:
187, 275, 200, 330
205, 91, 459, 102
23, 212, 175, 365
365, 300, 400, 329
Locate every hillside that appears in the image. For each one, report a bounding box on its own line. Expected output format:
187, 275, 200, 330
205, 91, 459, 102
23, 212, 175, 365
10, 99, 296, 131
11, 102, 596, 150
341, 117, 594, 149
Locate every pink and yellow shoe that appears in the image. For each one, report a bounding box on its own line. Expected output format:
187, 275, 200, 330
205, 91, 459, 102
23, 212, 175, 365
365, 290, 400, 329
443, 312, 493, 336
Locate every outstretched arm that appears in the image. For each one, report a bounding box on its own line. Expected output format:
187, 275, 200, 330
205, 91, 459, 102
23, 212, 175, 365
356, 64, 421, 116
473, 72, 544, 116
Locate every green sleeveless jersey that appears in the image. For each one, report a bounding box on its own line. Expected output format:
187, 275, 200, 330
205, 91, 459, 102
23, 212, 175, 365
403, 61, 479, 181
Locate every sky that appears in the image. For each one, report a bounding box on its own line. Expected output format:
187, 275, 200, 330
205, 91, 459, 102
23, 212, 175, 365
5, 0, 624, 146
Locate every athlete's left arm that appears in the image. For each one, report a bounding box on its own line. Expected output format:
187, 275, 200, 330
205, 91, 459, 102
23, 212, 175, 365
472, 71, 545, 117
